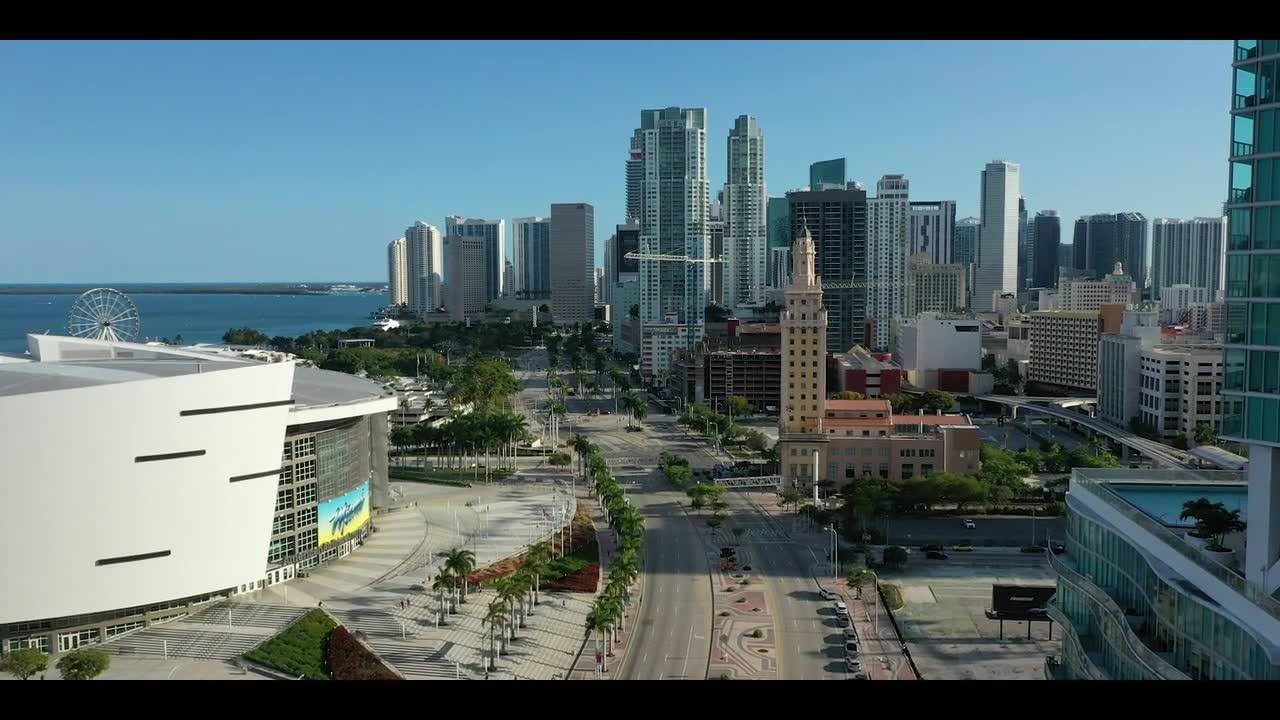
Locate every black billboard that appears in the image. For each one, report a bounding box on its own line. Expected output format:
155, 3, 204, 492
991, 584, 1055, 618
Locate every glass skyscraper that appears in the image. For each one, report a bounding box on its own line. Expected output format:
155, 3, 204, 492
809, 158, 846, 191
1223, 39, 1280, 596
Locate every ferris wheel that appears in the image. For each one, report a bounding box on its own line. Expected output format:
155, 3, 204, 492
66, 288, 142, 343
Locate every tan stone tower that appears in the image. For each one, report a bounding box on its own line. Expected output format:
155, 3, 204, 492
777, 224, 829, 492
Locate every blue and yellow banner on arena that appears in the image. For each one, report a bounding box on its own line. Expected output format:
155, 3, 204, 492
318, 481, 370, 546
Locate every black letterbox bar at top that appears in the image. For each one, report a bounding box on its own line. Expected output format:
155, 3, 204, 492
135, 450, 206, 463
179, 399, 295, 417
96, 550, 172, 567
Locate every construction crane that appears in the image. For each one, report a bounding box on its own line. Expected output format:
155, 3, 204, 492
623, 252, 722, 263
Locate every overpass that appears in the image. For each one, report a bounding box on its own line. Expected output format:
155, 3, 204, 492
976, 395, 1189, 469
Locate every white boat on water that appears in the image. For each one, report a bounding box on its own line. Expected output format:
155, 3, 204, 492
372, 317, 401, 331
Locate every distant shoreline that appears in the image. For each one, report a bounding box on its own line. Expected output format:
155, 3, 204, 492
0, 284, 386, 296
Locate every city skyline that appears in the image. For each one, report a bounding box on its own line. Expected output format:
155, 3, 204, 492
0, 40, 1230, 282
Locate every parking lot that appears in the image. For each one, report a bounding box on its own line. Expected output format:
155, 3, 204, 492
881, 552, 1059, 680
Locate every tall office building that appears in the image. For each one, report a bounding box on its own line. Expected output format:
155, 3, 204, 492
612, 222, 640, 283
549, 203, 595, 326
445, 215, 504, 303
909, 200, 957, 266
405, 221, 443, 317
723, 115, 767, 309
511, 216, 551, 298
809, 158, 846, 191
975, 160, 1021, 312
387, 237, 408, 306
1032, 210, 1062, 289
1017, 196, 1030, 291
444, 234, 487, 322
767, 196, 792, 287
905, 254, 967, 316
1073, 213, 1149, 292
867, 175, 910, 350
953, 217, 980, 265
602, 234, 615, 305
1224, 39, 1280, 595
1151, 217, 1227, 301
634, 107, 710, 381
787, 185, 869, 354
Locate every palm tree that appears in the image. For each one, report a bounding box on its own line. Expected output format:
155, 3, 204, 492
483, 601, 507, 669
620, 391, 641, 429
847, 567, 876, 600
524, 543, 552, 606
584, 607, 611, 674
433, 569, 457, 617
570, 434, 593, 479
731, 527, 746, 546
438, 548, 477, 603
390, 425, 414, 467
608, 368, 626, 400
495, 576, 523, 641
630, 392, 648, 428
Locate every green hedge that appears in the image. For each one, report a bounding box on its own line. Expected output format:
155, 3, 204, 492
387, 467, 483, 486
244, 609, 338, 680
880, 584, 905, 612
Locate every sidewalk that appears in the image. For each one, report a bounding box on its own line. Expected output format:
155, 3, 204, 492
835, 583, 916, 681
567, 481, 641, 680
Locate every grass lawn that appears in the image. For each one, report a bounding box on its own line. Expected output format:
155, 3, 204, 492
543, 538, 599, 582
244, 609, 337, 680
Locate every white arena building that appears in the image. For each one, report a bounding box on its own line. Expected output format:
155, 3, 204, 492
0, 334, 397, 654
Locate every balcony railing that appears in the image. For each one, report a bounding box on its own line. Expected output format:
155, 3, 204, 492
1072, 469, 1280, 623
1044, 600, 1108, 680
1048, 548, 1189, 679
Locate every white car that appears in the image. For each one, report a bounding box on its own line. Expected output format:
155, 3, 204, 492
834, 600, 848, 616
963, 519, 976, 529
819, 588, 836, 601
845, 656, 863, 673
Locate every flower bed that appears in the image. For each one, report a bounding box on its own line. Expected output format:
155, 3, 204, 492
466, 503, 597, 587
545, 563, 600, 593
327, 626, 401, 681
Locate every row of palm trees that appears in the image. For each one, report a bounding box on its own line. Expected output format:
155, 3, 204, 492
570, 436, 645, 673
390, 410, 531, 481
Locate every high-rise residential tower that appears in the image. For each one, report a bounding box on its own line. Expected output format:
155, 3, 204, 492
387, 237, 408, 306
953, 216, 980, 265
908, 200, 957, 266
1032, 210, 1062, 289
975, 160, 1021, 312
809, 158, 846, 191
511, 216, 551, 298
445, 215, 504, 303
634, 107, 710, 382
1150, 217, 1227, 301
709, 206, 725, 306
1072, 213, 1148, 291
787, 185, 869, 354
405, 221, 443, 317
549, 203, 595, 326
444, 234, 487, 322
867, 174, 910, 350
625, 134, 644, 222
723, 115, 767, 309
1224, 39, 1280, 595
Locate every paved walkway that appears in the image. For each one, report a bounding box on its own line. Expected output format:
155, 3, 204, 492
567, 485, 640, 680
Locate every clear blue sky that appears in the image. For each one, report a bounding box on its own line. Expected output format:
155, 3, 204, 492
0, 40, 1231, 283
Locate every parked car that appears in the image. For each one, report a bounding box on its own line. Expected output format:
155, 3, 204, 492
845, 656, 863, 673
1020, 545, 1047, 554
951, 543, 974, 552
963, 519, 976, 529
601, 409, 612, 415
838, 615, 851, 628
849, 671, 870, 680
819, 588, 836, 601
926, 551, 949, 560
845, 640, 860, 655
834, 600, 848, 616
1050, 543, 1067, 555
843, 625, 860, 642
919, 543, 944, 552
